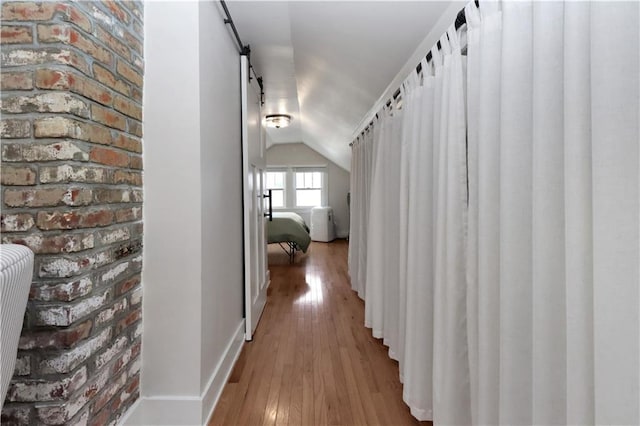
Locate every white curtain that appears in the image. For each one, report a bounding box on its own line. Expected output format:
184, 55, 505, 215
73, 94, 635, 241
349, 126, 374, 299
349, 1, 639, 424
466, 1, 640, 424
348, 133, 364, 296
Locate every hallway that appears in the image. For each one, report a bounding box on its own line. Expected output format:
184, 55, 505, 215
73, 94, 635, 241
210, 241, 427, 425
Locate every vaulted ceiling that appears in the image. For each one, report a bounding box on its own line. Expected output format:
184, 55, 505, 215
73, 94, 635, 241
226, 1, 454, 171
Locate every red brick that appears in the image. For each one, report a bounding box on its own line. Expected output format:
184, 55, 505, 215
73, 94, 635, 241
112, 133, 142, 153
91, 104, 127, 130
36, 208, 115, 231
36, 366, 111, 424
132, 20, 142, 38
1, 25, 32, 44
123, 29, 142, 55
29, 277, 93, 303
106, 373, 139, 414
113, 240, 142, 261
93, 188, 135, 204
128, 118, 142, 137
129, 155, 143, 170
39, 328, 112, 374
90, 146, 129, 167
132, 222, 144, 235
91, 371, 127, 415
1, 143, 22, 160
99, 261, 130, 285
112, 342, 141, 375
116, 59, 142, 87
131, 86, 142, 103
121, 1, 143, 20
34, 290, 110, 326
1, 2, 62, 21
1, 118, 31, 138
37, 24, 113, 66
3, 232, 94, 254
7, 140, 89, 162
115, 206, 141, 223
116, 308, 141, 334
14, 355, 31, 376
33, 116, 79, 138
113, 169, 142, 186
130, 286, 142, 306
65, 5, 92, 33
6, 367, 87, 402
34, 117, 112, 145
4, 187, 93, 208
88, 406, 111, 426
96, 298, 128, 327
96, 25, 130, 60
101, 1, 130, 24
0, 404, 32, 424
67, 71, 114, 106
1, 2, 144, 420
93, 63, 130, 96
35, 69, 69, 90
19, 320, 93, 350
99, 227, 131, 245
1, 212, 34, 232
38, 249, 114, 279
132, 54, 143, 72
1, 165, 37, 185
95, 336, 128, 370
116, 274, 141, 296
1, 70, 33, 90
2, 92, 90, 118
40, 164, 109, 184
37, 23, 70, 43
1, 47, 90, 75
113, 95, 142, 120
70, 28, 112, 65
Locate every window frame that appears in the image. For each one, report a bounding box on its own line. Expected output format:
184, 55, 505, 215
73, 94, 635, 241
266, 166, 328, 210
293, 168, 325, 208
264, 168, 287, 209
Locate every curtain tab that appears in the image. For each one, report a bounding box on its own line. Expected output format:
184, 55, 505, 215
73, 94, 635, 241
466, 1, 481, 28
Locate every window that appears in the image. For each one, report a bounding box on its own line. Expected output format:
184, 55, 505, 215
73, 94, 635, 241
266, 167, 327, 209
265, 171, 286, 208
295, 171, 323, 207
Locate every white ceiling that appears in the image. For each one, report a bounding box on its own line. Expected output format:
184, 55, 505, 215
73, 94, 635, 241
226, 1, 453, 171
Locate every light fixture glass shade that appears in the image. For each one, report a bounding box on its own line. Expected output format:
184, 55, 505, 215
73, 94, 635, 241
265, 114, 292, 129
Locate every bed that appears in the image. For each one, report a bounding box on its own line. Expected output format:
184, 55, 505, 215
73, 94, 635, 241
267, 212, 311, 263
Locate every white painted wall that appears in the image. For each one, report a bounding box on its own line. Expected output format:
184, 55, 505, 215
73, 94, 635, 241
197, 1, 245, 421
141, 0, 202, 401
128, 1, 245, 424
266, 143, 350, 238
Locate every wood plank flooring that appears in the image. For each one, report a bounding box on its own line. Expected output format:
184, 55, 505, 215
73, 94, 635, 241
209, 240, 428, 426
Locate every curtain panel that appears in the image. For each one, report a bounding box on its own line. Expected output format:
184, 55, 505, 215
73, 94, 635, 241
348, 1, 639, 424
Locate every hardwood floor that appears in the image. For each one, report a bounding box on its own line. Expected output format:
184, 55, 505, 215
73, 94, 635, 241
209, 240, 428, 426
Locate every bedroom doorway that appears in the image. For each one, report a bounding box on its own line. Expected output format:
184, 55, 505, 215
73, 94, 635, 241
241, 55, 269, 341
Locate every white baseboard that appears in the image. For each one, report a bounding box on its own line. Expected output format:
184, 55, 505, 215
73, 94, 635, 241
121, 322, 245, 426
202, 322, 245, 424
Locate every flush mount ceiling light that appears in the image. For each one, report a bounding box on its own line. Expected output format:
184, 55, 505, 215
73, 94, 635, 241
265, 114, 292, 129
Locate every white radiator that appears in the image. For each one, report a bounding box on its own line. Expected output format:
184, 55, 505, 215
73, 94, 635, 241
1, 244, 34, 410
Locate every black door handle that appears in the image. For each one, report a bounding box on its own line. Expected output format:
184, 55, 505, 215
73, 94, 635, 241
263, 189, 273, 221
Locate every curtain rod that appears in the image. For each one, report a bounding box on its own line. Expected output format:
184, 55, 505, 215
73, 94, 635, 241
350, 0, 478, 146
220, 0, 264, 103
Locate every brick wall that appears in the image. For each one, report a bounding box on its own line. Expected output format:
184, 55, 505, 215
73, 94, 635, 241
0, 2, 143, 424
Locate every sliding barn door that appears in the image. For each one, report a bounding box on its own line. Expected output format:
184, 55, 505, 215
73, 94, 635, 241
241, 55, 268, 340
